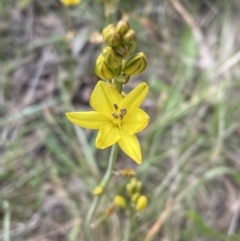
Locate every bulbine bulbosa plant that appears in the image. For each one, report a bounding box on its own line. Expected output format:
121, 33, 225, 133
66, 19, 149, 240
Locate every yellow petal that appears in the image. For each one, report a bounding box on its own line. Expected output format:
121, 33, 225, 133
66, 112, 109, 129
90, 81, 123, 116
96, 124, 121, 149
118, 130, 142, 164
123, 108, 150, 135
121, 82, 148, 110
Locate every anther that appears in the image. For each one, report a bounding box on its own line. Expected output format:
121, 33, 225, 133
120, 108, 127, 116
112, 112, 119, 119
113, 103, 118, 110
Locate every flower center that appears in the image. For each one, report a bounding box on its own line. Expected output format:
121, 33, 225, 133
111, 103, 127, 128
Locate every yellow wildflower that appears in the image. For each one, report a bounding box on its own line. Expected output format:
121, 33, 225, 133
60, 0, 81, 6
66, 81, 149, 164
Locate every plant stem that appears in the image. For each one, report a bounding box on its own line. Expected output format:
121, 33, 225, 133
123, 213, 132, 241
113, 78, 123, 93
85, 144, 118, 240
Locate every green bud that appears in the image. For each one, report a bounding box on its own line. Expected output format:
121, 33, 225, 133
103, 46, 123, 69
113, 42, 136, 57
95, 54, 115, 80
102, 24, 121, 47
116, 20, 130, 35
126, 183, 134, 196
123, 29, 136, 44
123, 52, 147, 76
131, 192, 140, 203
136, 195, 148, 211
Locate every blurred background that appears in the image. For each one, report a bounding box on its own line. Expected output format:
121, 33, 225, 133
1, 0, 240, 240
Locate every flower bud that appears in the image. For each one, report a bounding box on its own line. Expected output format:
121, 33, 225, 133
131, 192, 140, 203
102, 24, 121, 47
93, 186, 103, 195
114, 195, 127, 209
136, 195, 148, 211
123, 29, 136, 44
114, 42, 136, 57
120, 168, 136, 177
95, 54, 115, 80
103, 46, 123, 69
123, 52, 147, 76
61, 0, 81, 6
126, 183, 134, 196
135, 181, 142, 192
116, 20, 130, 35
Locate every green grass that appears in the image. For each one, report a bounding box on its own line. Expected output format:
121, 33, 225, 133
1, 0, 240, 240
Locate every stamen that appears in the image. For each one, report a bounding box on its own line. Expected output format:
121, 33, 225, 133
119, 114, 123, 120
113, 103, 118, 110
120, 108, 127, 116
112, 112, 119, 119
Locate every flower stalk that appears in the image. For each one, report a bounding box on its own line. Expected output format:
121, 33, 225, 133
85, 144, 119, 241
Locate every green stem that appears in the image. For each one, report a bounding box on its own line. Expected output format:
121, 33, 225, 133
2, 201, 10, 241
100, 144, 118, 187
113, 78, 123, 93
123, 213, 132, 241
85, 144, 119, 240
63, 6, 73, 31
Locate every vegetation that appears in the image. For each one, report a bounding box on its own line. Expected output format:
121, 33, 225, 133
1, 0, 240, 240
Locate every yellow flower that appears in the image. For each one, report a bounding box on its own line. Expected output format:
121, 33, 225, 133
60, 0, 81, 6
66, 81, 149, 164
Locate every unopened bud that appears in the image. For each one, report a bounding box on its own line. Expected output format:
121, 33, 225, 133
136, 195, 148, 211
116, 20, 130, 35
120, 168, 136, 177
123, 29, 136, 43
114, 42, 136, 57
60, 0, 81, 6
103, 46, 123, 69
102, 24, 121, 47
93, 186, 103, 195
95, 54, 115, 80
131, 192, 140, 203
123, 52, 147, 76
114, 195, 127, 209
126, 183, 134, 196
